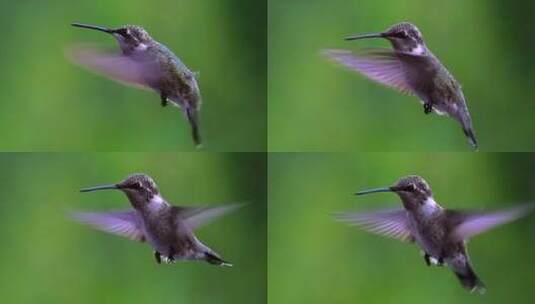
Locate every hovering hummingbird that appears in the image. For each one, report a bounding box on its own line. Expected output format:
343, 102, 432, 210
69, 22, 202, 147
72, 173, 241, 266
335, 175, 534, 293
324, 22, 478, 149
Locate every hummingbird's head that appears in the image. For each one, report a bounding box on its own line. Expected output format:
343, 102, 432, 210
80, 173, 160, 207
355, 175, 433, 210
113, 25, 153, 53
117, 173, 160, 200
71, 23, 153, 55
390, 175, 432, 208
345, 22, 427, 55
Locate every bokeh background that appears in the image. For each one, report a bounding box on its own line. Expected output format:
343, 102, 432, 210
269, 153, 535, 304
0, 0, 266, 151
269, 0, 535, 151
0, 153, 266, 303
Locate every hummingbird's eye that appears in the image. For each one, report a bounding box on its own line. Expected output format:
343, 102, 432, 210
115, 28, 129, 37
406, 184, 416, 192
398, 31, 409, 38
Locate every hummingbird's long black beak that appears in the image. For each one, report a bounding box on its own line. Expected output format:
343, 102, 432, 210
80, 184, 119, 193
354, 187, 392, 195
345, 32, 386, 41
71, 22, 114, 34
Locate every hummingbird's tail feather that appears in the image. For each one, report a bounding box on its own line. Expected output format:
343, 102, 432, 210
185, 106, 202, 148
463, 127, 478, 150
453, 264, 486, 294
454, 103, 478, 149
205, 252, 233, 267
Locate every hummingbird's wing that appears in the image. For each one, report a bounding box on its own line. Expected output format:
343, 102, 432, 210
447, 204, 534, 241
71, 210, 145, 242
323, 48, 417, 94
67, 45, 160, 90
334, 208, 413, 242
173, 204, 243, 230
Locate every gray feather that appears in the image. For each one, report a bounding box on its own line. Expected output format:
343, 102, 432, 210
71, 210, 145, 242
323, 48, 415, 94
174, 204, 244, 230
334, 208, 413, 242
67, 45, 160, 90
447, 204, 534, 240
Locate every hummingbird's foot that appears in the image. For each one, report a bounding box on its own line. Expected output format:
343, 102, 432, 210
167, 246, 176, 263
154, 251, 162, 264
424, 253, 431, 266
426, 255, 445, 267
160, 93, 168, 107
423, 102, 433, 114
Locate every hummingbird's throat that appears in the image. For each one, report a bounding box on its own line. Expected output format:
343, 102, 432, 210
147, 194, 168, 212
408, 43, 426, 55
419, 197, 441, 216
134, 43, 148, 51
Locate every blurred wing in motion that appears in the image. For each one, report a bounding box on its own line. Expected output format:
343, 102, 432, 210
174, 204, 244, 230
334, 208, 413, 242
66, 45, 159, 89
71, 210, 145, 242
447, 204, 535, 241
323, 48, 416, 94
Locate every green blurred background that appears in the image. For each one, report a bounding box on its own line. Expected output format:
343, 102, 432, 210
0, 153, 266, 303
269, 153, 535, 303
0, 0, 266, 151
269, 0, 535, 151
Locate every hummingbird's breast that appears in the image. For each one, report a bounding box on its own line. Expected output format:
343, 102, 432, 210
399, 52, 440, 95
140, 208, 174, 249
408, 203, 448, 257
400, 52, 465, 117
140, 205, 199, 259
149, 43, 201, 110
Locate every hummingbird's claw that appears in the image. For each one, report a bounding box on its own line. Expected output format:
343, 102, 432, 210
154, 251, 162, 264
423, 102, 433, 114
424, 253, 445, 267
160, 93, 168, 107
167, 246, 176, 263
159, 256, 175, 264
424, 253, 431, 266
429, 256, 440, 266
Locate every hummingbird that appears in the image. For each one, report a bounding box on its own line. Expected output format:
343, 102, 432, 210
324, 22, 478, 149
69, 22, 202, 147
72, 173, 241, 266
335, 175, 534, 293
